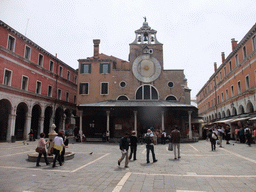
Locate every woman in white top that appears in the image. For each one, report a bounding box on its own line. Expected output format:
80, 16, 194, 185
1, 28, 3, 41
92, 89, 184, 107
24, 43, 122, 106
36, 133, 50, 166
52, 131, 65, 168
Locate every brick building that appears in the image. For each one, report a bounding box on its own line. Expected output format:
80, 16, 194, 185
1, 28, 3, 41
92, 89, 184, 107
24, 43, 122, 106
77, 19, 198, 140
0, 20, 77, 142
196, 23, 256, 133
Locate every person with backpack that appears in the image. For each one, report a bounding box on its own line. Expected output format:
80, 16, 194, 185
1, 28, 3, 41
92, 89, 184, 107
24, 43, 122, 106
208, 129, 218, 151
144, 129, 157, 164
118, 133, 129, 168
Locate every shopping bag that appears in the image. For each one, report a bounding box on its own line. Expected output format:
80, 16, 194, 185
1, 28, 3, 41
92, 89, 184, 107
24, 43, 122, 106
168, 143, 173, 151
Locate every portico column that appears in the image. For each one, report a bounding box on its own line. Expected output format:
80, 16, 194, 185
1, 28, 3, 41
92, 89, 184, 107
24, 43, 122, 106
106, 111, 110, 133
39, 116, 44, 135
188, 111, 192, 140
62, 114, 66, 132
134, 111, 137, 136
79, 110, 83, 141
199, 123, 202, 138
161, 111, 165, 131
7, 111, 16, 142
24, 112, 32, 140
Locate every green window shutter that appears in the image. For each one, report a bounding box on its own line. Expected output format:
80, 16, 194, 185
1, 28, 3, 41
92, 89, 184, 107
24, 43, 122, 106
100, 63, 103, 73
108, 63, 110, 73
89, 64, 91, 73
80, 64, 84, 74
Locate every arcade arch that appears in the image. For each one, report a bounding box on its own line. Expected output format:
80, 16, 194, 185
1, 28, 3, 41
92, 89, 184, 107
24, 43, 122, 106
0, 99, 12, 141
15, 102, 28, 140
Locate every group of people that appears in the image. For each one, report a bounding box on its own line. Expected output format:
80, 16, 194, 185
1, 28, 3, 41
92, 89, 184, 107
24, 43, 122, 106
36, 131, 69, 168
206, 123, 256, 151
117, 126, 181, 168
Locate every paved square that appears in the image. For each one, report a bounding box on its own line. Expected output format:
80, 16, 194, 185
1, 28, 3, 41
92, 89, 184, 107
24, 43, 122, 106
0, 140, 256, 192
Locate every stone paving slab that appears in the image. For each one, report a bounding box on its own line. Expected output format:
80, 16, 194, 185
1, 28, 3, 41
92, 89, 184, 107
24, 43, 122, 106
0, 140, 256, 192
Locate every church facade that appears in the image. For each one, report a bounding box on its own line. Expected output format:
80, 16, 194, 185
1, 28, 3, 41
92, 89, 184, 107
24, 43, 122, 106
77, 20, 198, 139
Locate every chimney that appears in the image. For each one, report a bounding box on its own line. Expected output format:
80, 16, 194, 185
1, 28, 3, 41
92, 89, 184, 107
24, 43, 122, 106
93, 39, 100, 58
221, 52, 225, 63
214, 62, 217, 72
231, 38, 238, 51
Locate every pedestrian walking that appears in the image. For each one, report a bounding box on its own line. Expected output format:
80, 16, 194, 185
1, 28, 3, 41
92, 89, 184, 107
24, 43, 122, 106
129, 131, 138, 161
52, 131, 65, 168
161, 130, 167, 144
144, 129, 157, 163
245, 126, 252, 147
36, 133, 50, 166
118, 133, 129, 168
225, 125, 231, 144
208, 129, 218, 151
106, 131, 110, 142
170, 126, 181, 160
217, 126, 224, 148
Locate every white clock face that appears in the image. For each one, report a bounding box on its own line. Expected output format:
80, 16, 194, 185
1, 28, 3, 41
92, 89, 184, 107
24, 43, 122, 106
132, 54, 161, 83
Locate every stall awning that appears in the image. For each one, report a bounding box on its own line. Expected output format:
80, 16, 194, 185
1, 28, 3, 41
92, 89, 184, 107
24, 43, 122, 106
249, 117, 256, 121
231, 117, 250, 122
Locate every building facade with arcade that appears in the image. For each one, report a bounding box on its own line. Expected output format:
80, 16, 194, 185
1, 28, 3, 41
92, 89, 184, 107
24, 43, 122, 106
0, 20, 78, 142
197, 23, 256, 134
77, 19, 199, 140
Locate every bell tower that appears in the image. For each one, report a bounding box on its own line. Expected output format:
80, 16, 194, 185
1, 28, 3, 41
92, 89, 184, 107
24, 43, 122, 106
129, 18, 163, 68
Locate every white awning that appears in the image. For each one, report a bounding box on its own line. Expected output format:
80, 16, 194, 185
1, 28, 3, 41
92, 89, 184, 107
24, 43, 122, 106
231, 117, 250, 122
249, 117, 256, 121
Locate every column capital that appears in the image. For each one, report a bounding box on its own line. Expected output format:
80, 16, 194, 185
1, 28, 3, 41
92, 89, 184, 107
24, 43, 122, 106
133, 110, 138, 114
106, 111, 110, 115
188, 111, 193, 115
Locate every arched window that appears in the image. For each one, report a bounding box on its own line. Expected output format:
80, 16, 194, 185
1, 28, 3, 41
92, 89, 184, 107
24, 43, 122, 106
166, 95, 177, 101
136, 85, 158, 100
117, 95, 129, 100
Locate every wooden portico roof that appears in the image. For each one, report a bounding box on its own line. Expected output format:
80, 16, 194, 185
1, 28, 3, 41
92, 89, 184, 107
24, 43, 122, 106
78, 100, 198, 113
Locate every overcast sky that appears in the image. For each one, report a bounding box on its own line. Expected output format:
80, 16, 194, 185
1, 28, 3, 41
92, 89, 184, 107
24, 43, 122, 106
1, 0, 256, 99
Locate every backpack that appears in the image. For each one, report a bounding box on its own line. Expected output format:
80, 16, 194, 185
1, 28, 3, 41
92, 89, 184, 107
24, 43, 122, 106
212, 133, 217, 140
144, 133, 152, 144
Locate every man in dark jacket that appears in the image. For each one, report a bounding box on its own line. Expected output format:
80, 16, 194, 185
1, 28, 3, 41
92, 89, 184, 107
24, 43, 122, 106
170, 126, 181, 160
118, 133, 129, 168
129, 131, 138, 161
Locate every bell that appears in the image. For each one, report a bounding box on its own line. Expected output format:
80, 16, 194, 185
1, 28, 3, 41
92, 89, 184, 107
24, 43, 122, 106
151, 36, 154, 42
144, 35, 148, 41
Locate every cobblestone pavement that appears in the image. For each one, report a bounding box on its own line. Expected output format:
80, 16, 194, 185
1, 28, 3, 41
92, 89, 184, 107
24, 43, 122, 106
0, 139, 256, 192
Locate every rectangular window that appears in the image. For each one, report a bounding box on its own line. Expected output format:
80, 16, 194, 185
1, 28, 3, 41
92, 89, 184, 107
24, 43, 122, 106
216, 76, 218, 84
7, 35, 15, 51
58, 89, 62, 100
24, 45, 31, 60
101, 82, 109, 95
224, 67, 226, 76
79, 83, 89, 94
217, 95, 220, 104
75, 76, 77, 84
100, 63, 110, 74
235, 54, 239, 66
66, 92, 69, 102
21, 76, 28, 91
231, 85, 234, 97
221, 92, 224, 102
38, 54, 44, 66
49, 61, 54, 72
253, 35, 256, 51
80, 63, 91, 74
243, 46, 247, 59
226, 89, 229, 100
211, 100, 213, 107
74, 95, 76, 104
245, 75, 250, 90
36, 81, 42, 94
220, 72, 222, 80
4, 69, 12, 86
59, 66, 63, 77
67, 71, 70, 80
237, 81, 241, 94
229, 61, 232, 72
48, 85, 52, 97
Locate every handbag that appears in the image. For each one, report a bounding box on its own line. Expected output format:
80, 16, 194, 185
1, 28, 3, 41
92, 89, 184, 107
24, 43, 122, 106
168, 143, 173, 151
36, 147, 46, 154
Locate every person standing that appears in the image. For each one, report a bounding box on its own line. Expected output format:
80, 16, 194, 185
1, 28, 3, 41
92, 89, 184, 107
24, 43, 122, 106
144, 129, 157, 164
106, 131, 110, 142
118, 133, 129, 168
245, 126, 252, 147
52, 131, 65, 168
60, 135, 69, 163
170, 126, 181, 160
36, 133, 50, 166
129, 131, 138, 161
217, 126, 224, 148
161, 130, 167, 144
